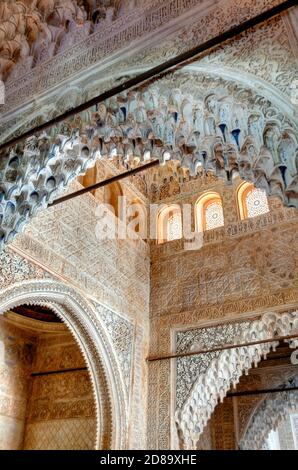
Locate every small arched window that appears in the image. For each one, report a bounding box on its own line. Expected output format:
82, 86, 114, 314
237, 182, 269, 220
157, 205, 182, 243
196, 192, 224, 232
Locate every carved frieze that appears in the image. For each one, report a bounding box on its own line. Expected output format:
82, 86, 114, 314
1, 80, 297, 253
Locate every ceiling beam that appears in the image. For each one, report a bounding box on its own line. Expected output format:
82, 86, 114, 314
48, 159, 159, 207
146, 333, 298, 362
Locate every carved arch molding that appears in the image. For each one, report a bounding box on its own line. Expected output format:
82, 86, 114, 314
0, 74, 297, 251
240, 376, 298, 450
175, 311, 298, 449
0, 279, 129, 450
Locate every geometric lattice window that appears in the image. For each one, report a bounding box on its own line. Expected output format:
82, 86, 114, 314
167, 212, 183, 241
196, 191, 225, 232
245, 187, 269, 218
205, 201, 225, 231
237, 182, 269, 220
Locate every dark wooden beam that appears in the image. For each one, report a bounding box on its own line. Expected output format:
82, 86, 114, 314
0, 0, 296, 152
146, 333, 298, 362
31, 367, 87, 377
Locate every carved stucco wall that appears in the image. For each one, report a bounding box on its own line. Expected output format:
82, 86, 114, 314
0, 0, 297, 451
1, 3, 297, 231
1, 76, 297, 253
208, 362, 298, 449
236, 367, 298, 443
0, 316, 35, 450
0, 310, 97, 450
210, 399, 235, 450
150, 186, 298, 324
196, 420, 212, 450
24, 330, 96, 450
1, 0, 297, 126
7, 175, 150, 448
0, 0, 136, 82
0, 2, 297, 253
148, 188, 298, 449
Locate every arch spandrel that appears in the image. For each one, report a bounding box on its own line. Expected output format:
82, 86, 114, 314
240, 377, 298, 450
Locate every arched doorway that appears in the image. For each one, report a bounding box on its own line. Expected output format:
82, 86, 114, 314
240, 373, 298, 450
0, 304, 96, 450
0, 280, 128, 450
206, 343, 298, 450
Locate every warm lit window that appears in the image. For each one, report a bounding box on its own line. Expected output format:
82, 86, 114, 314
157, 205, 182, 243
196, 192, 224, 232
237, 182, 269, 220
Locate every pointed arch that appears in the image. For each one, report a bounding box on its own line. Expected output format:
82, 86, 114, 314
0, 280, 129, 450
175, 311, 298, 449
127, 198, 148, 239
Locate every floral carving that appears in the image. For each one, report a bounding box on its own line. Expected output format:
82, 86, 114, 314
0, 249, 51, 289
175, 321, 251, 410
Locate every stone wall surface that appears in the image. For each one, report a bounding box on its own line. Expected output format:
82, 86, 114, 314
24, 332, 96, 450
0, 171, 150, 448
148, 185, 298, 449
